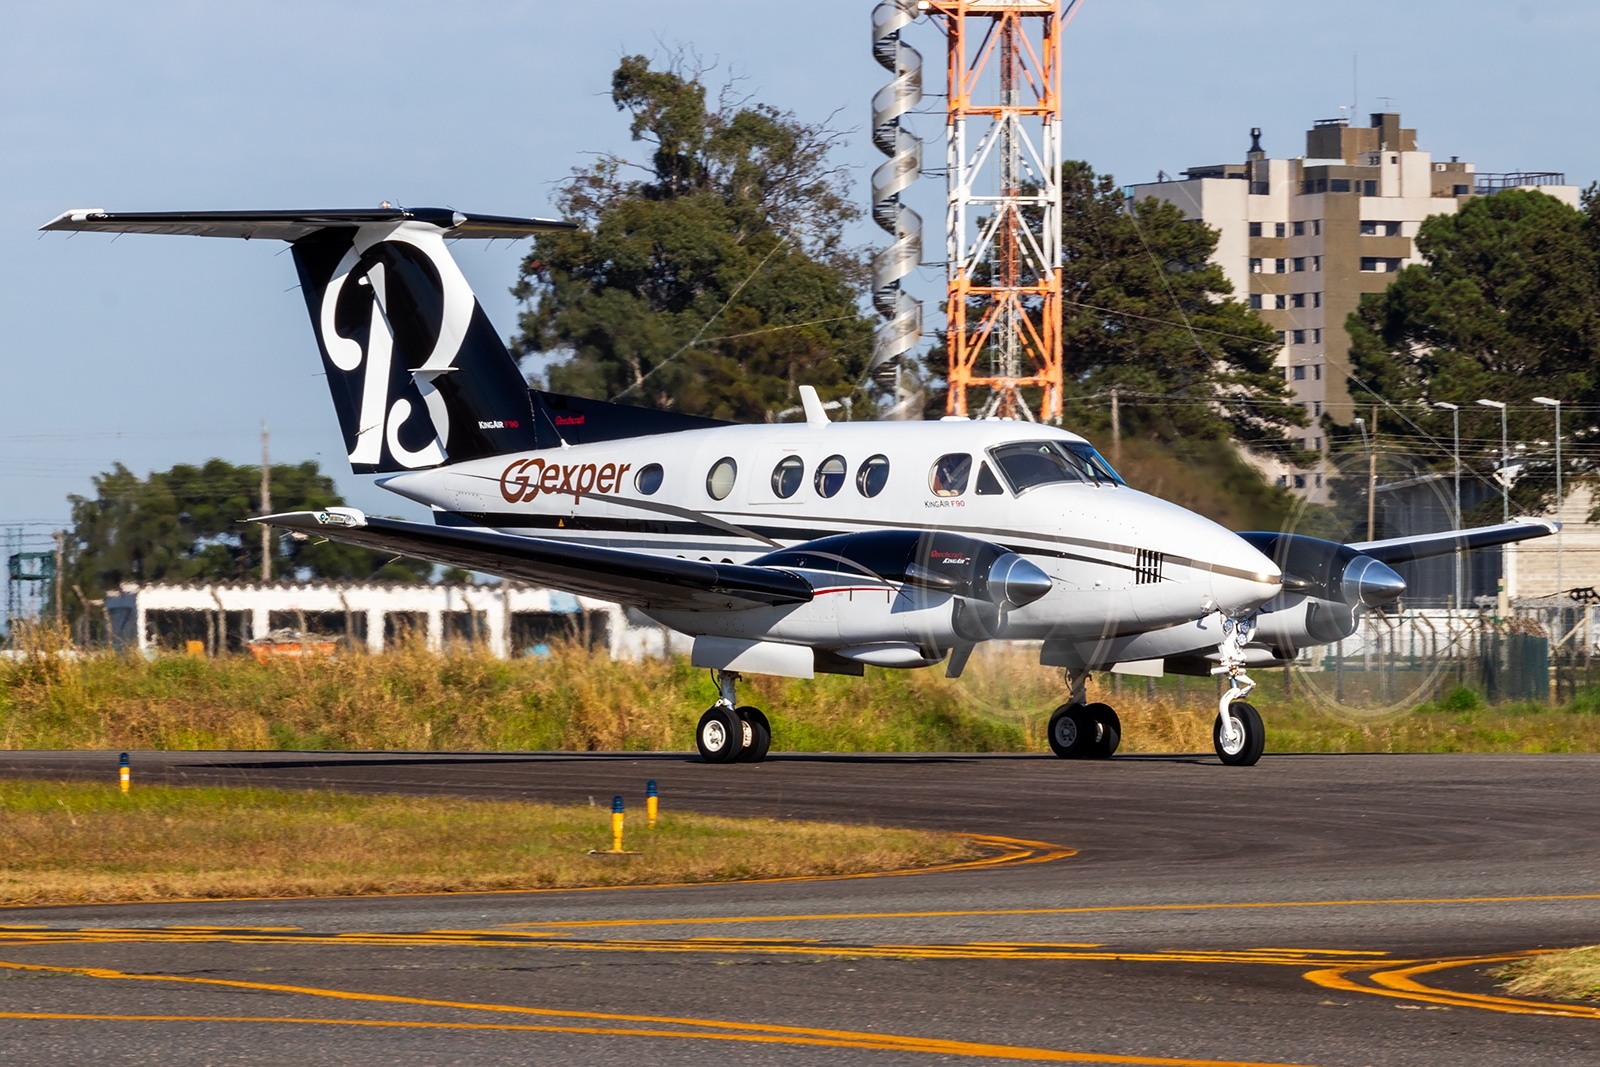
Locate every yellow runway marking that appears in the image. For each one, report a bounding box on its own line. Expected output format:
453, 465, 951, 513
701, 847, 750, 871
0, 925, 1399, 968
0, 833, 1072, 912
0, 960, 1326, 1066
1305, 952, 1600, 1019
505, 891, 1600, 930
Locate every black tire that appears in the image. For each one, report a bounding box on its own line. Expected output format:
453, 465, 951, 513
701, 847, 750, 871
696, 706, 743, 763
1083, 702, 1120, 759
734, 706, 771, 763
1213, 701, 1265, 766
1047, 703, 1096, 759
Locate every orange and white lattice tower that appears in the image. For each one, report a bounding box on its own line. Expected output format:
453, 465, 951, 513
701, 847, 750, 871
928, 1, 1066, 422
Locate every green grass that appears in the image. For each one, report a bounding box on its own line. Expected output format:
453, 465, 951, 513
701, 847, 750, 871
7, 637, 1600, 755
1497, 947, 1600, 1001
0, 779, 977, 905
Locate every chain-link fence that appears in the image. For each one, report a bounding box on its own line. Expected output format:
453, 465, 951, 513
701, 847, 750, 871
1284, 601, 1598, 710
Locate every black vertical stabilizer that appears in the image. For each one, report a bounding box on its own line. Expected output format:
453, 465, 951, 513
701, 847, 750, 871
290, 225, 541, 474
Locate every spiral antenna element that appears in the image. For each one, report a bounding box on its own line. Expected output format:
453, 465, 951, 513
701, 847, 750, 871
870, 0, 925, 389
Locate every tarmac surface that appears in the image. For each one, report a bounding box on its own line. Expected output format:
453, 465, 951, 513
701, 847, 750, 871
2, 749, 1600, 1065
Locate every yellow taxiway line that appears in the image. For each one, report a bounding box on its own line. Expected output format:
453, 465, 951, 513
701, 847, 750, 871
503, 891, 1600, 931
0, 959, 1327, 1066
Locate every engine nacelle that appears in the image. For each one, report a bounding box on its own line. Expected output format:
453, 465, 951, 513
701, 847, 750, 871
751, 530, 1051, 609
1237, 532, 1405, 609
1252, 595, 1359, 651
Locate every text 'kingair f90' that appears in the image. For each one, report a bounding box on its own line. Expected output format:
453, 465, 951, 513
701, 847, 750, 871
43, 206, 1558, 766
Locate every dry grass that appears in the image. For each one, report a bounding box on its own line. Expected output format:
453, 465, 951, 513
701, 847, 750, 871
1497, 946, 1600, 1001
0, 780, 977, 906
7, 631, 1600, 755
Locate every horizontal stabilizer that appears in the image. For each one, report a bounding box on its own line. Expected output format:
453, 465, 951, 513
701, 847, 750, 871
1349, 518, 1558, 565
252, 511, 813, 612
40, 207, 575, 242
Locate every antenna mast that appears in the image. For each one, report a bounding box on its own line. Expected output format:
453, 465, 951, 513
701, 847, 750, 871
931, 0, 1064, 421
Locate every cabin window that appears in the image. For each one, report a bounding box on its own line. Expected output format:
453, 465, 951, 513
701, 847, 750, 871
814, 455, 847, 498
990, 441, 1123, 493
706, 457, 737, 500
856, 454, 890, 498
634, 463, 663, 495
975, 462, 1005, 496
929, 454, 971, 497
770, 456, 804, 499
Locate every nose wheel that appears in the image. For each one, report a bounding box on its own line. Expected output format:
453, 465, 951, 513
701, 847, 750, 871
1213, 701, 1264, 766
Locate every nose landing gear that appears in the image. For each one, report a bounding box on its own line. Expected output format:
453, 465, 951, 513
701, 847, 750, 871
1211, 616, 1265, 766
695, 671, 771, 764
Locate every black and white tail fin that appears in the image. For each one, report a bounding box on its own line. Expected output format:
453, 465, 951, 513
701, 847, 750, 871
40, 207, 575, 474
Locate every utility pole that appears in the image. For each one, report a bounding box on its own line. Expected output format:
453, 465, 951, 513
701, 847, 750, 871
53, 530, 64, 630
1110, 387, 1121, 465
260, 420, 272, 582
1356, 405, 1378, 541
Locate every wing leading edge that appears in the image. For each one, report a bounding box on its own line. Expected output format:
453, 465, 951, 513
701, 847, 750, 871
1349, 518, 1559, 566
254, 511, 812, 612
39, 207, 576, 242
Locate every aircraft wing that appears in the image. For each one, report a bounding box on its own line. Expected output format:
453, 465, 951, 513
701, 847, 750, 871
253, 510, 813, 612
1348, 518, 1558, 566
39, 207, 575, 242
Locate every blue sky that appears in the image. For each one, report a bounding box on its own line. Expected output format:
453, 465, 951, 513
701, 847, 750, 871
2, 0, 1594, 548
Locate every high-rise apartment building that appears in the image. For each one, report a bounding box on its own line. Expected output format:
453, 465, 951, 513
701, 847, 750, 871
1130, 113, 1578, 502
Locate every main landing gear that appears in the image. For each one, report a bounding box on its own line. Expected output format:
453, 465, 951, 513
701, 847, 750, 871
1211, 615, 1265, 766
1047, 669, 1121, 760
696, 670, 771, 764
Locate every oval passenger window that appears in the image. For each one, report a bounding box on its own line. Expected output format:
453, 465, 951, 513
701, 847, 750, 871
634, 463, 664, 495
929, 453, 972, 497
856, 454, 890, 498
814, 454, 847, 498
706, 457, 738, 500
771, 456, 805, 498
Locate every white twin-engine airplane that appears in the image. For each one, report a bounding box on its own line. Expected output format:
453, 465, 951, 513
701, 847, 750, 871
45, 206, 1557, 767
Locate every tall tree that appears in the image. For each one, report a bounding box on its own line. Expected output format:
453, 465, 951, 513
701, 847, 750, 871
64, 459, 429, 609
1339, 187, 1600, 524
512, 55, 875, 422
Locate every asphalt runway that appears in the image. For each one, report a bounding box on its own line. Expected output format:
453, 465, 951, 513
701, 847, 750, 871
3, 749, 1600, 1065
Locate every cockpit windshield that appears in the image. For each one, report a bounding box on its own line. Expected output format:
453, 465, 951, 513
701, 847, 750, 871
989, 440, 1124, 493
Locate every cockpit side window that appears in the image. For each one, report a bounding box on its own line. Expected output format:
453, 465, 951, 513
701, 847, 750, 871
928, 453, 972, 497
1063, 442, 1124, 485
975, 462, 1005, 495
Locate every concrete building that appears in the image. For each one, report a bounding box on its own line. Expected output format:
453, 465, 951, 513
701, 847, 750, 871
1130, 112, 1580, 502
101, 581, 688, 661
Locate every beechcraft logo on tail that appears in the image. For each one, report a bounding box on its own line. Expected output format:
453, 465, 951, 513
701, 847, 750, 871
308, 226, 478, 471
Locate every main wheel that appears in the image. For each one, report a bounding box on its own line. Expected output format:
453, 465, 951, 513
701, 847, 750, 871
1047, 703, 1096, 759
734, 706, 771, 763
1213, 701, 1265, 766
696, 705, 743, 763
1083, 702, 1121, 759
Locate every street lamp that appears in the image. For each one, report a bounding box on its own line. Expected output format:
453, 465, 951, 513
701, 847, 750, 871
1477, 398, 1510, 610
1534, 396, 1562, 600
1434, 401, 1461, 608
1476, 399, 1508, 522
